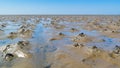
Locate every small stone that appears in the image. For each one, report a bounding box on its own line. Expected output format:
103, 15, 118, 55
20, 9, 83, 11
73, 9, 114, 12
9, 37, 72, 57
44, 64, 51, 68
19, 29, 25, 33
71, 28, 75, 30
112, 31, 115, 33
3, 45, 11, 52
113, 45, 120, 54
92, 46, 97, 49
8, 32, 17, 39
78, 33, 85, 37
5, 53, 14, 61
1, 24, 6, 27
102, 39, 106, 42
10, 32, 14, 34
59, 32, 64, 36
80, 44, 84, 47
17, 41, 29, 49
92, 46, 100, 53
6, 45, 10, 48
18, 41, 29, 45
70, 28, 78, 32
73, 43, 84, 47
104, 29, 107, 31
82, 59, 86, 62
73, 43, 79, 47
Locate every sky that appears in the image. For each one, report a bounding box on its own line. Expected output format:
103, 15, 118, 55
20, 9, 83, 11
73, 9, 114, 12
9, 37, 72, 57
0, 0, 119, 15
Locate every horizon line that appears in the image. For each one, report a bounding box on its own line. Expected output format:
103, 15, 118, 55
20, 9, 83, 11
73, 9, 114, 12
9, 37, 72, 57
0, 14, 120, 16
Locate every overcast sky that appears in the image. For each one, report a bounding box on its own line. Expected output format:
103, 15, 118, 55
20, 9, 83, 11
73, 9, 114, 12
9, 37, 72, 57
0, 0, 119, 15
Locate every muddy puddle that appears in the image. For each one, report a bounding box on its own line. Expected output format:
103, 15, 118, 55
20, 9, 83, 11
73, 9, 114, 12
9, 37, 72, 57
0, 16, 120, 68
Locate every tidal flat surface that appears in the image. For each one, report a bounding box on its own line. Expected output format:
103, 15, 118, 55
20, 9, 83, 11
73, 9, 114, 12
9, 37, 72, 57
0, 15, 120, 68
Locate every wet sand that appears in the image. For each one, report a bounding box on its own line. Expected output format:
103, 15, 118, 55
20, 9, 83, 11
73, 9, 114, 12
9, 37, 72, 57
0, 15, 120, 68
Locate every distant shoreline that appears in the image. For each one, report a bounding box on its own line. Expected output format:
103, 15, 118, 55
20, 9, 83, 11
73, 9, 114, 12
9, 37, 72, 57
0, 15, 120, 16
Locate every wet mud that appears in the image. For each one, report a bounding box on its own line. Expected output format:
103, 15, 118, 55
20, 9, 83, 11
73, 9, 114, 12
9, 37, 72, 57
0, 16, 120, 68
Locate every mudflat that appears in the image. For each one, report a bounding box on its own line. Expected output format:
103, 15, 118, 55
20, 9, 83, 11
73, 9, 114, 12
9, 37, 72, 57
0, 15, 120, 68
